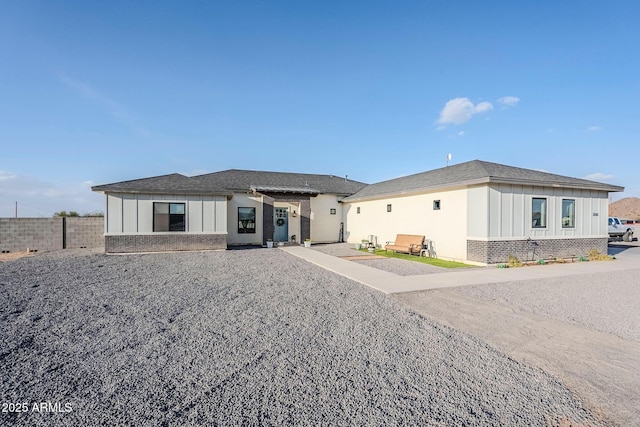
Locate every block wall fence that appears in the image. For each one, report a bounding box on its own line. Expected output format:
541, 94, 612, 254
0, 217, 103, 253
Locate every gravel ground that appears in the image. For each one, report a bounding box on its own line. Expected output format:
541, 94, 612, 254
352, 258, 449, 276
0, 248, 599, 426
455, 270, 640, 342
310, 242, 371, 257
312, 243, 451, 276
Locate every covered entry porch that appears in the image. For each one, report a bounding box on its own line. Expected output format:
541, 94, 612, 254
254, 188, 315, 245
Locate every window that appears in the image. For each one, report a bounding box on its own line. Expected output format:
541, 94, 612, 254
238, 207, 256, 234
153, 202, 185, 232
357, 207, 360, 214
532, 198, 547, 228
330, 208, 336, 215
433, 200, 441, 210
387, 204, 392, 212
562, 199, 575, 228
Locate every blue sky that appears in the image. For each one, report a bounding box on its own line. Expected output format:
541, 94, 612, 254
2, 1, 639, 217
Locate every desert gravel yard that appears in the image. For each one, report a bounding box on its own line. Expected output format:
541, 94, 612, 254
311, 243, 457, 276
1, 248, 600, 426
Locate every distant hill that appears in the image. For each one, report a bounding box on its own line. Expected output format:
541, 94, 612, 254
609, 197, 640, 220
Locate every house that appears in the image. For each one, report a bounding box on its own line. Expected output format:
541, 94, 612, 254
91, 170, 366, 253
92, 160, 623, 264
341, 160, 623, 264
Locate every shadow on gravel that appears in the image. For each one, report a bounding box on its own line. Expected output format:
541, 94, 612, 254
225, 245, 264, 250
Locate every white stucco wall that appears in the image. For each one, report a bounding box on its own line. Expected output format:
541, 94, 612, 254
343, 188, 469, 261
482, 184, 609, 240
467, 185, 489, 238
104, 193, 227, 235
227, 194, 263, 245
310, 195, 344, 243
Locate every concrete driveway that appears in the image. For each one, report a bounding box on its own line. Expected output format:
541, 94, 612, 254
394, 244, 640, 427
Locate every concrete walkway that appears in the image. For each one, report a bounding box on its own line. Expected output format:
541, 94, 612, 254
281, 244, 640, 294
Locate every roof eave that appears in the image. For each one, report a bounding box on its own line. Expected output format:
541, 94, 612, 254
487, 177, 624, 192
343, 177, 624, 203
92, 188, 232, 196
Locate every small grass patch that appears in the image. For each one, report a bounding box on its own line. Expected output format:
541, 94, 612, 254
361, 248, 471, 268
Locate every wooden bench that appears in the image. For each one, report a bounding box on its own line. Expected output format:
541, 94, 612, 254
385, 234, 425, 256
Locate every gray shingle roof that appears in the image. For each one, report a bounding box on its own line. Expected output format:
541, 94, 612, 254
193, 169, 367, 195
342, 160, 624, 202
91, 173, 231, 195
92, 170, 367, 196
92, 161, 623, 198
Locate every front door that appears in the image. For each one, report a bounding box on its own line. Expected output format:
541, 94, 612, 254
274, 208, 288, 242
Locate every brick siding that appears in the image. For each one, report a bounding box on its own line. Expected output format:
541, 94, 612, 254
261, 193, 312, 244
467, 237, 608, 264
105, 233, 227, 253
262, 195, 275, 245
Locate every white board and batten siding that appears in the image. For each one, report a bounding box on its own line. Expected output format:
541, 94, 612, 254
104, 193, 227, 234
343, 188, 469, 261
467, 184, 609, 240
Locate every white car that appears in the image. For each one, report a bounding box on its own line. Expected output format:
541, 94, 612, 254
608, 217, 635, 241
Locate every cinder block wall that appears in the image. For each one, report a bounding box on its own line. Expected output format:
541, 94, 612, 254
0, 217, 104, 253
65, 217, 104, 248
0, 218, 63, 252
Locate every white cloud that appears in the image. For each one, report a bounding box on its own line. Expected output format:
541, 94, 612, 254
0, 172, 17, 181
583, 172, 614, 181
436, 97, 493, 126
587, 126, 603, 132
458, 131, 465, 136
0, 172, 103, 217
497, 96, 520, 107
